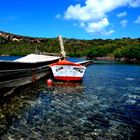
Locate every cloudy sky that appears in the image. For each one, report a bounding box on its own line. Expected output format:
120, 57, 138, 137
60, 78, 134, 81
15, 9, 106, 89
0, 0, 140, 39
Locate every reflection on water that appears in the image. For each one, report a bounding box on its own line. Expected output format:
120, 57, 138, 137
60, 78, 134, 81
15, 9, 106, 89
0, 63, 140, 139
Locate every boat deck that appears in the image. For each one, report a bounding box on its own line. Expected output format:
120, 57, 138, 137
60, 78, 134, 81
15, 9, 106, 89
14, 54, 60, 63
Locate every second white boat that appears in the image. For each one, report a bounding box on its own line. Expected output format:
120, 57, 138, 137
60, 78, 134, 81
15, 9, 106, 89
50, 60, 86, 81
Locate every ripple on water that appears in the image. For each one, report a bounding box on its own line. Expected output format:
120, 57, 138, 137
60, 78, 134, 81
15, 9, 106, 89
125, 78, 135, 81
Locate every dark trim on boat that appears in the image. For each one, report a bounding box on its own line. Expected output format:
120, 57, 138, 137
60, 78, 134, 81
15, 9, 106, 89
0, 65, 51, 86
0, 58, 59, 70
0, 65, 52, 95
0, 64, 51, 82
0, 57, 60, 95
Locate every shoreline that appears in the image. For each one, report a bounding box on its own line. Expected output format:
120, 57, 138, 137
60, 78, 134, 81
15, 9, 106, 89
0, 55, 140, 64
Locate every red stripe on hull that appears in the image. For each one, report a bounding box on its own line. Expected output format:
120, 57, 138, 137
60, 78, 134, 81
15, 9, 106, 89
54, 76, 82, 81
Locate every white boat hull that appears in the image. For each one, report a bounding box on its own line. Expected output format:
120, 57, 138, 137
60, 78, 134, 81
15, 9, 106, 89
51, 65, 86, 81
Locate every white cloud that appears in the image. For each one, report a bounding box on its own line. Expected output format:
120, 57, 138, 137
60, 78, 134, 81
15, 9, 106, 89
73, 23, 78, 26
128, 0, 140, 7
80, 22, 85, 27
117, 11, 127, 17
86, 18, 109, 33
134, 16, 140, 24
86, 18, 115, 35
55, 14, 61, 19
104, 30, 115, 36
64, 0, 140, 35
0, 16, 16, 24
120, 19, 128, 27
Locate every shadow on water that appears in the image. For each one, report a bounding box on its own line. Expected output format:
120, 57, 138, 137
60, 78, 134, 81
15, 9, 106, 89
0, 63, 140, 139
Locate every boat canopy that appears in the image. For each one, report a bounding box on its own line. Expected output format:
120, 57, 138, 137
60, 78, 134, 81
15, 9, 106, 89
50, 60, 81, 66
14, 54, 60, 63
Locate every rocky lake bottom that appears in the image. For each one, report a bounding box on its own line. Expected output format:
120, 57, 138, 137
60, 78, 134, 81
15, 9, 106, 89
0, 62, 140, 140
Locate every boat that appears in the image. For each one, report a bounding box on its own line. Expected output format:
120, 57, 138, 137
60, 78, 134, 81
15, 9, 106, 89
0, 35, 89, 94
0, 54, 61, 94
50, 36, 86, 81
50, 59, 86, 81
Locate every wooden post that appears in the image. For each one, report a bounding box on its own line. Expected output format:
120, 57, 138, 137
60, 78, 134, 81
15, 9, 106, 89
58, 35, 66, 58
32, 69, 37, 83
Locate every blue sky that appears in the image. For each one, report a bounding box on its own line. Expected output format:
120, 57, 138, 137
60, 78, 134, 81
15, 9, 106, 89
0, 0, 140, 39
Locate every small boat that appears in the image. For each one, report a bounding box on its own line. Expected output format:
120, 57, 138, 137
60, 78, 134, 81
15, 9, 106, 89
0, 54, 61, 94
50, 36, 86, 81
0, 35, 67, 94
50, 60, 86, 81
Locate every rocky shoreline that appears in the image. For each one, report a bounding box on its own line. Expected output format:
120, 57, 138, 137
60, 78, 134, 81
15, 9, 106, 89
94, 56, 140, 64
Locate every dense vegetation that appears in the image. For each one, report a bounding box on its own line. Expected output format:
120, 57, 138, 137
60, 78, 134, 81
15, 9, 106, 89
0, 34, 140, 63
0, 37, 60, 56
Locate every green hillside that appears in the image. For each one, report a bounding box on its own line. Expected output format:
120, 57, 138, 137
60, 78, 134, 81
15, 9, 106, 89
0, 31, 140, 63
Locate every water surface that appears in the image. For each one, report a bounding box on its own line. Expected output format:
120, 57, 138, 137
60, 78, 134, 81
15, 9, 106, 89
0, 56, 21, 61
0, 62, 140, 139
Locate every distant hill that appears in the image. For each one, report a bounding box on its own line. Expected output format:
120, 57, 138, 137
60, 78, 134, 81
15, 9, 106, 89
0, 31, 140, 63
0, 31, 47, 43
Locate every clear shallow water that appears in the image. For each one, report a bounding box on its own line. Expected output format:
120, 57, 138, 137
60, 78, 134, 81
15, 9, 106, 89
0, 62, 140, 139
